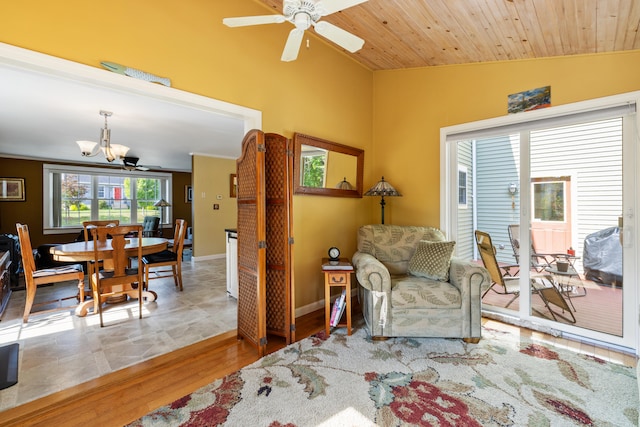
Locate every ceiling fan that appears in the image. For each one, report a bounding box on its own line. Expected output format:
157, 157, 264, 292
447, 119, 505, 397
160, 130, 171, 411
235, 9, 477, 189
122, 156, 152, 171
223, 0, 368, 62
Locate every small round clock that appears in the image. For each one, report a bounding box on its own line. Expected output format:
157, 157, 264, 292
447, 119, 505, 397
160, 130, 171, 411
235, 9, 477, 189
328, 246, 340, 261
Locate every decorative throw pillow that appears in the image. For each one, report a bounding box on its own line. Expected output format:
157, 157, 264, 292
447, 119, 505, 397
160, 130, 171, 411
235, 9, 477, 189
407, 240, 456, 281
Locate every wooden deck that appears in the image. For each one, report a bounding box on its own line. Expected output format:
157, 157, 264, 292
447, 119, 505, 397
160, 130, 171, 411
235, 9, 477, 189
482, 278, 623, 336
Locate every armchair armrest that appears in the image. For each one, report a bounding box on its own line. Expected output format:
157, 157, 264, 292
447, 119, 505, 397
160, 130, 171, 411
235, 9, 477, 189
352, 251, 392, 294
449, 257, 491, 297
353, 251, 393, 335
449, 257, 491, 338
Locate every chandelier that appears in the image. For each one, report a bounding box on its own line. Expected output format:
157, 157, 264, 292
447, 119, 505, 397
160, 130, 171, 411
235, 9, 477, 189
76, 110, 130, 162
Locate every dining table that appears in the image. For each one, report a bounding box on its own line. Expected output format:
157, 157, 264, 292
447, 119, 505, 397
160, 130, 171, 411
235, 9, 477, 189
50, 237, 168, 316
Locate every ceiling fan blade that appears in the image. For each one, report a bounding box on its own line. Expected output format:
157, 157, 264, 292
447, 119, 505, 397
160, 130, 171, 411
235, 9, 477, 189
313, 21, 365, 53
281, 28, 305, 62
319, 0, 368, 16
223, 15, 286, 27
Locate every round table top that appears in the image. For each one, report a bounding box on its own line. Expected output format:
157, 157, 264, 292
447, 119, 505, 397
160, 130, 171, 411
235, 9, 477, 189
545, 266, 578, 276
51, 237, 168, 262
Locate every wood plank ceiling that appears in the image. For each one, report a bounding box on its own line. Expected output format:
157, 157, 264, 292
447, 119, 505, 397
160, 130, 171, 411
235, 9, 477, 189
258, 0, 640, 70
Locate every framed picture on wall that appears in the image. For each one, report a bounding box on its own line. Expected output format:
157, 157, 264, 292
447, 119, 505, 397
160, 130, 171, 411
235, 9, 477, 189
230, 174, 237, 198
0, 178, 25, 201
185, 185, 193, 203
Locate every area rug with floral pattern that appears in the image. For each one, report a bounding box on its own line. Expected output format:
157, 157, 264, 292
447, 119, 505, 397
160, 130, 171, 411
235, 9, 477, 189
129, 325, 638, 426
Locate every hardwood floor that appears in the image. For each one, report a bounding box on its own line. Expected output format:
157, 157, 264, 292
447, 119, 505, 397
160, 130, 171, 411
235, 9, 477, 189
0, 308, 325, 427
1, 304, 635, 427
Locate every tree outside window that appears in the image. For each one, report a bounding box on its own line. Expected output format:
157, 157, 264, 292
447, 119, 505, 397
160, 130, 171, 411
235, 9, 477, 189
301, 154, 327, 188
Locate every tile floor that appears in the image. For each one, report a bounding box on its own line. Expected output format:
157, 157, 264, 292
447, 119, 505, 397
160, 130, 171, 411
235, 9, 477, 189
0, 258, 236, 411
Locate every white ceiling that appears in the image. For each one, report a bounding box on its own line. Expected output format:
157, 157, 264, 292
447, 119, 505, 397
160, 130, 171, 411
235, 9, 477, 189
0, 45, 254, 172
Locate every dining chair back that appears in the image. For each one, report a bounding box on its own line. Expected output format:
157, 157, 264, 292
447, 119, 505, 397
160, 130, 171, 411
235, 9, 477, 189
16, 223, 85, 323
83, 220, 120, 274
142, 219, 187, 292
90, 224, 144, 327
82, 220, 120, 242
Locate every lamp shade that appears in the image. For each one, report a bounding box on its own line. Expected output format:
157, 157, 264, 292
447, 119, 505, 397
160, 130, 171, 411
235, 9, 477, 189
364, 176, 401, 224
335, 177, 354, 190
76, 140, 99, 156
154, 198, 171, 207
364, 176, 401, 197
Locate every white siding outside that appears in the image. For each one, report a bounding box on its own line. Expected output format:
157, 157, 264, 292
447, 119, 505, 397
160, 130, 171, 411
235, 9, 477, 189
474, 135, 520, 263
456, 141, 474, 260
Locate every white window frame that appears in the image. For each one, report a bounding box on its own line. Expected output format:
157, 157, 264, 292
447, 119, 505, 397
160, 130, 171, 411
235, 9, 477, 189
458, 165, 468, 208
43, 163, 172, 235
531, 179, 567, 223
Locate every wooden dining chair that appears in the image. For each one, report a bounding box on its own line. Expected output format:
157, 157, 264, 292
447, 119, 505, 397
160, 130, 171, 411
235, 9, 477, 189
16, 223, 85, 323
82, 220, 120, 242
90, 224, 144, 327
142, 219, 187, 292
83, 220, 119, 275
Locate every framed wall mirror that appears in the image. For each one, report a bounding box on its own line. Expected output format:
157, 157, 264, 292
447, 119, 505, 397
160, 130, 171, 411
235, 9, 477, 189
293, 133, 364, 198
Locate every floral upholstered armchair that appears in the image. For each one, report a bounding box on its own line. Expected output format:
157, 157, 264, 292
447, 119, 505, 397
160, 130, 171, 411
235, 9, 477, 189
352, 225, 490, 342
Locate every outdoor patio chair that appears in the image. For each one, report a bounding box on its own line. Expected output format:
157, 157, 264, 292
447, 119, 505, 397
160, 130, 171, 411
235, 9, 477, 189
475, 230, 521, 307
507, 224, 577, 272
476, 230, 576, 323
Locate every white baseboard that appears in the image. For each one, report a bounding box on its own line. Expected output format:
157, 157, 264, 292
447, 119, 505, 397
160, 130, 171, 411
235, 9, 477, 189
295, 300, 326, 318
295, 287, 357, 318
192, 253, 225, 262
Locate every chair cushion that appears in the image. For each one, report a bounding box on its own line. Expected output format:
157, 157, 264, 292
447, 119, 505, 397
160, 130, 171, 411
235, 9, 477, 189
33, 263, 84, 278
391, 276, 461, 309
407, 240, 456, 281
142, 250, 178, 264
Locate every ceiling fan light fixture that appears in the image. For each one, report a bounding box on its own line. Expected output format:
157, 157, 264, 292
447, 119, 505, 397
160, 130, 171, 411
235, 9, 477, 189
293, 13, 311, 30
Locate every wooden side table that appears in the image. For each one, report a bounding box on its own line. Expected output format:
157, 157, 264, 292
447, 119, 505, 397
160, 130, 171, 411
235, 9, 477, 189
322, 258, 353, 336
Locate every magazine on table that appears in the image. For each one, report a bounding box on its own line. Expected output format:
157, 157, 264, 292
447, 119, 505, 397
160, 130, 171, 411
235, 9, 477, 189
330, 289, 347, 327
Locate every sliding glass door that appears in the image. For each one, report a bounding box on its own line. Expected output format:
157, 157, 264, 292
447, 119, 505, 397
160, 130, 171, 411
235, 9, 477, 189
443, 94, 638, 351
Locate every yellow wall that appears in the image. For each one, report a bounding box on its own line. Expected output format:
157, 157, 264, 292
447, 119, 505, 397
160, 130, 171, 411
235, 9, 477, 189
192, 156, 237, 257
1, 0, 374, 309
372, 51, 640, 226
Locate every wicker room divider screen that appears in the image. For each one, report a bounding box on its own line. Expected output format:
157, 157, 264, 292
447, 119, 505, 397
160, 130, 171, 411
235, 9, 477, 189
236, 129, 295, 356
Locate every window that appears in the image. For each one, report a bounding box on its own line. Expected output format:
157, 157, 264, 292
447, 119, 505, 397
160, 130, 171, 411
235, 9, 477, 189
532, 180, 565, 222
43, 164, 172, 234
458, 166, 468, 207
300, 148, 327, 188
